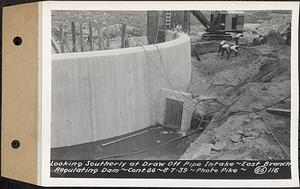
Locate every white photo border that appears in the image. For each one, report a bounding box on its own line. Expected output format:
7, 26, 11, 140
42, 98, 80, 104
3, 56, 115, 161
39, 1, 299, 187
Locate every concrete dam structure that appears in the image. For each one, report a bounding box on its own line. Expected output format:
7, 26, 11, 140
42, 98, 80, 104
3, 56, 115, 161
51, 33, 192, 148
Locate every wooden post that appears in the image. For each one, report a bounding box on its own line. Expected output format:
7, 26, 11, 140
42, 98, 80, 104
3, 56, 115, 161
59, 24, 65, 53
71, 21, 77, 52
79, 22, 84, 52
106, 28, 110, 49
120, 23, 126, 48
63, 37, 71, 53
88, 21, 93, 51
191, 45, 201, 61
97, 23, 102, 50
124, 33, 129, 48
51, 35, 61, 53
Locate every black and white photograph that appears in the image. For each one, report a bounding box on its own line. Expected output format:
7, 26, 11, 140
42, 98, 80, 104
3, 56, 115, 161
40, 1, 299, 187
51, 9, 292, 161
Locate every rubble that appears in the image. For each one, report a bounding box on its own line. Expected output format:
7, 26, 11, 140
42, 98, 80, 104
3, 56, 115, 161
230, 134, 242, 143
243, 118, 251, 123
184, 40, 290, 160
242, 137, 257, 143
211, 142, 226, 151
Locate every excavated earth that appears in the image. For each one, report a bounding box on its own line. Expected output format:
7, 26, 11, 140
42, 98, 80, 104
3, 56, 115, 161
183, 42, 291, 160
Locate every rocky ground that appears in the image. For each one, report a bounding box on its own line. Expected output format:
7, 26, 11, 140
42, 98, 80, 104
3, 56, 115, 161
183, 9, 292, 160
182, 41, 291, 160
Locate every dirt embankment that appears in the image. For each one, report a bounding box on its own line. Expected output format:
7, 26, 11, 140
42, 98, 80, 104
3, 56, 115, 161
183, 44, 291, 160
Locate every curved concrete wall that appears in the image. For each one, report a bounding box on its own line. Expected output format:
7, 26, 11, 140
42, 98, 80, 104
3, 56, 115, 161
51, 33, 191, 148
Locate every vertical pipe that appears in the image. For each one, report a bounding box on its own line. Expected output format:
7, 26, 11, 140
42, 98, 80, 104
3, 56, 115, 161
71, 21, 77, 52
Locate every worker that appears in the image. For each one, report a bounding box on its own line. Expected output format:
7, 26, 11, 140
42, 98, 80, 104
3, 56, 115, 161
257, 35, 266, 45
220, 43, 239, 59
218, 40, 227, 56
258, 35, 265, 45
229, 45, 239, 57
233, 33, 243, 45
253, 35, 265, 46
175, 24, 183, 33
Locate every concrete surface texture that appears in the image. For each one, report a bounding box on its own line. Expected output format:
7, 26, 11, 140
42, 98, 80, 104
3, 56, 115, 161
51, 33, 191, 148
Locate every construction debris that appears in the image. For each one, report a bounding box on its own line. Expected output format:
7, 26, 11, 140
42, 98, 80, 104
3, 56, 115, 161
184, 10, 291, 160
230, 134, 242, 143
211, 142, 226, 151
101, 130, 149, 147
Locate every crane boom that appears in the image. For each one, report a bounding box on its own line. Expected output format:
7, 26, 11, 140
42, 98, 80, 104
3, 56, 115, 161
190, 10, 212, 29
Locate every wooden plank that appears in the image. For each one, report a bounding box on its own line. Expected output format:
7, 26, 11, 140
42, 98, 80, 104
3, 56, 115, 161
267, 107, 290, 116
101, 130, 149, 147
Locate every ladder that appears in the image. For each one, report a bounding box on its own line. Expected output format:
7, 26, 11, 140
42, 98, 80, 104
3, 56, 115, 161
165, 11, 172, 30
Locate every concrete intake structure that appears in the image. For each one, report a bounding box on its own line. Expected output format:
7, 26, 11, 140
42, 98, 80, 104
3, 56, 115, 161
51, 33, 191, 148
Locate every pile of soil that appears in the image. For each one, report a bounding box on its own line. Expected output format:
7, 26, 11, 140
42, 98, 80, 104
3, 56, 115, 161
242, 14, 291, 45
257, 16, 291, 36
184, 44, 291, 160
188, 45, 260, 97
265, 31, 287, 45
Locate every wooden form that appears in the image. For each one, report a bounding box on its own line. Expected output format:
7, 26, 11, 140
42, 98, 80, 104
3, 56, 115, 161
52, 19, 137, 53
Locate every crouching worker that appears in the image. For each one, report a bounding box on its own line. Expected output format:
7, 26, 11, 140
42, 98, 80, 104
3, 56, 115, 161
229, 45, 239, 57
234, 33, 243, 45
218, 40, 227, 56
220, 44, 239, 59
